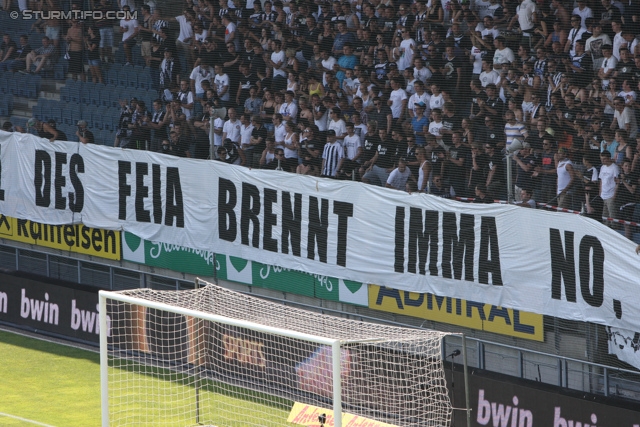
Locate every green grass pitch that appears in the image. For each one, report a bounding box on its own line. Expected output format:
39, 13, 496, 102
0, 330, 292, 427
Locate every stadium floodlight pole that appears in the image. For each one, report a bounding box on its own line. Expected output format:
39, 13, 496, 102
99, 291, 109, 427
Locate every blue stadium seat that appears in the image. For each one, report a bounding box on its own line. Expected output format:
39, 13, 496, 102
8, 75, 19, 96
126, 68, 139, 89
100, 129, 114, 146
132, 46, 144, 67
69, 86, 81, 105
105, 89, 117, 109
60, 102, 75, 126
72, 107, 86, 127
60, 86, 71, 103
28, 34, 42, 50
102, 108, 116, 131
44, 104, 62, 124
65, 78, 78, 89
5, 94, 13, 112
115, 46, 125, 65
10, 116, 27, 130
23, 74, 41, 98
118, 68, 129, 87
99, 85, 111, 108
31, 104, 43, 120
91, 106, 107, 130
137, 69, 152, 91
90, 83, 104, 107
116, 86, 129, 102
53, 63, 65, 80
80, 82, 96, 105
0, 75, 8, 94
0, 97, 10, 116
106, 67, 119, 87
144, 89, 157, 105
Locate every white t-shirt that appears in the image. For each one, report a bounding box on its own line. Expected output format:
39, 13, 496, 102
556, 159, 574, 194
429, 93, 444, 111
480, 27, 500, 40
389, 88, 407, 118
214, 73, 230, 101
190, 66, 214, 94
225, 21, 236, 45
614, 107, 638, 138
386, 167, 412, 190
600, 56, 617, 88
599, 163, 619, 200
240, 123, 254, 148
177, 90, 194, 119
398, 38, 415, 71
470, 46, 484, 74
223, 119, 241, 142
354, 123, 368, 146
618, 90, 637, 104
174, 15, 193, 43
321, 56, 336, 85
493, 47, 514, 68
279, 102, 298, 123
120, 19, 138, 41
429, 120, 443, 137
271, 123, 285, 145
328, 119, 347, 143
568, 27, 587, 56
408, 92, 429, 117
271, 50, 286, 78
516, 0, 537, 32
473, 0, 492, 19
343, 134, 361, 160
480, 70, 500, 87
572, 6, 592, 29
414, 66, 431, 83
213, 117, 224, 146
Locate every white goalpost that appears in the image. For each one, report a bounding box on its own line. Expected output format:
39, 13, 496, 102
99, 279, 464, 427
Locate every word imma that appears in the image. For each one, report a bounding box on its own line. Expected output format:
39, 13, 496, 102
394, 208, 503, 286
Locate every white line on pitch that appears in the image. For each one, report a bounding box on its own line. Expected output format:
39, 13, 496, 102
0, 412, 57, 427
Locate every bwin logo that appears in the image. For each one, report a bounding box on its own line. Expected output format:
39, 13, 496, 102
477, 389, 533, 427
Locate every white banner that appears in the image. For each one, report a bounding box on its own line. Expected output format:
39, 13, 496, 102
1, 131, 639, 330
607, 327, 640, 370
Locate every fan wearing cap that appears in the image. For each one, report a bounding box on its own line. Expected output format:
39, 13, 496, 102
26, 118, 64, 142
76, 120, 95, 144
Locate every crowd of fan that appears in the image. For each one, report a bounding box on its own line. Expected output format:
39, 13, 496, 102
2, 0, 640, 235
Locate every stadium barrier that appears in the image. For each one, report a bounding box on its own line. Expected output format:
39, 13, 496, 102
0, 269, 100, 344
448, 367, 640, 427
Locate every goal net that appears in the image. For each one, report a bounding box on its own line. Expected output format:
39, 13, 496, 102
99, 279, 455, 427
